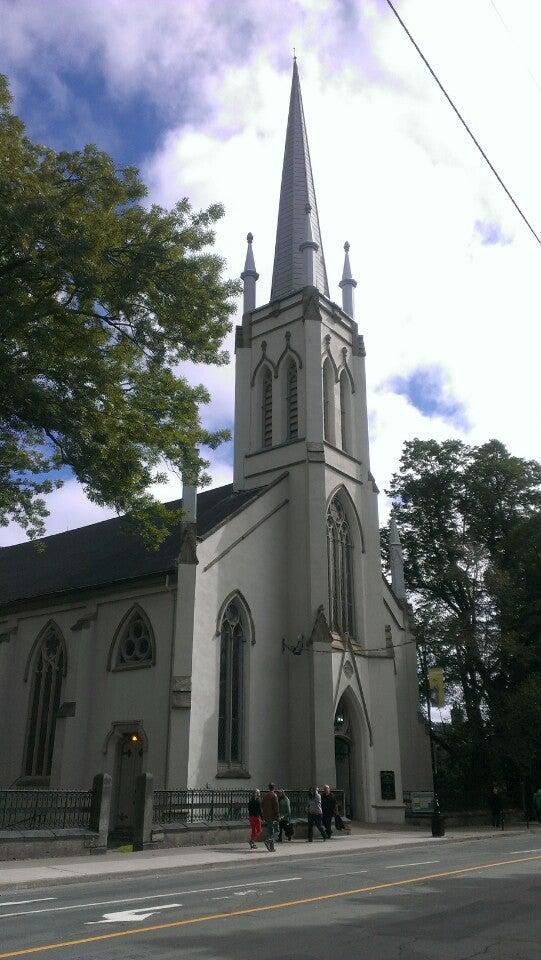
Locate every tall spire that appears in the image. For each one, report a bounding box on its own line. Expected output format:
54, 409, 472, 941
271, 60, 329, 301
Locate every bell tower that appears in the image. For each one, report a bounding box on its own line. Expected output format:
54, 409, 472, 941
231, 58, 400, 798
233, 59, 370, 492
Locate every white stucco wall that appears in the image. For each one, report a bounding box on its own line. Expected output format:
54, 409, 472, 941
188, 478, 290, 788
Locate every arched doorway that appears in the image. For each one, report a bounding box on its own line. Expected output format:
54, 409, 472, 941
334, 695, 355, 819
112, 732, 144, 838
103, 722, 148, 842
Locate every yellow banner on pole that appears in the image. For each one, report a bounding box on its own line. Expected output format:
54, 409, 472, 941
428, 667, 445, 707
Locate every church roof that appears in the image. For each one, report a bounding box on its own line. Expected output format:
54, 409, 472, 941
270, 60, 329, 300
0, 483, 263, 610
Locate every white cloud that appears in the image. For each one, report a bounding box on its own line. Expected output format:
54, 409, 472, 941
0, 482, 117, 547
2, 0, 541, 545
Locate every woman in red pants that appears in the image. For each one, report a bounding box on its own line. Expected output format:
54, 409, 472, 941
248, 788, 263, 849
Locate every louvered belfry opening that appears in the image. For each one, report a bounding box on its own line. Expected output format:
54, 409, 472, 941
262, 367, 273, 448
287, 360, 298, 440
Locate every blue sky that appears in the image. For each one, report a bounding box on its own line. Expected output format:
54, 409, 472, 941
387, 367, 469, 431
2, 0, 541, 542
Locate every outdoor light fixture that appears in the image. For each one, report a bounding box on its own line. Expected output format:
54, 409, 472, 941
282, 634, 305, 656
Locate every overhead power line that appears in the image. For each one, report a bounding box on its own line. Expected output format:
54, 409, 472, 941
384, 0, 541, 248
488, 0, 541, 100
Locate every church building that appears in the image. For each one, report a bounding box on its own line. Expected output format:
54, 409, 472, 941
0, 62, 431, 828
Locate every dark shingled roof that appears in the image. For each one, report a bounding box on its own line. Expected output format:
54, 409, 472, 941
0, 483, 264, 610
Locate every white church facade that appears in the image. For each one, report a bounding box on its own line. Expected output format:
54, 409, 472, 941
0, 62, 431, 829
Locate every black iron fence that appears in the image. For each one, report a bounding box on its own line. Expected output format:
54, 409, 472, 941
0, 789, 93, 831
152, 788, 345, 825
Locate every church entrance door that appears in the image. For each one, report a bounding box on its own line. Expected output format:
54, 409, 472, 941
111, 732, 143, 839
335, 736, 353, 818
335, 694, 358, 819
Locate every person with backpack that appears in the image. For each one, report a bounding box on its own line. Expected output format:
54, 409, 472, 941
261, 782, 279, 851
247, 788, 263, 850
306, 786, 326, 842
277, 789, 292, 842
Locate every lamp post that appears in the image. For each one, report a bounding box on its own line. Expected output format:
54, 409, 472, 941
420, 641, 445, 837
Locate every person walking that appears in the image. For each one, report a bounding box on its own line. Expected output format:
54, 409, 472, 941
306, 787, 326, 842
533, 786, 541, 824
488, 787, 504, 829
261, 782, 279, 851
248, 788, 263, 850
277, 789, 292, 842
321, 784, 337, 839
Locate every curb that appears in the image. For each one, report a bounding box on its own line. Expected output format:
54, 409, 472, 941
0, 827, 537, 893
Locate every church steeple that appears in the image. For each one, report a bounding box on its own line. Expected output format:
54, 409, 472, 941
270, 59, 329, 301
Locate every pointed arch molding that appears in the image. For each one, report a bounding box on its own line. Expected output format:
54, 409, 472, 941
276, 331, 303, 376
107, 604, 156, 672
102, 720, 149, 755
337, 346, 355, 393
322, 335, 339, 382
327, 484, 366, 553
250, 341, 277, 387
215, 589, 255, 645
23, 620, 67, 682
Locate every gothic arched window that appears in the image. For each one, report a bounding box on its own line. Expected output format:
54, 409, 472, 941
327, 497, 355, 637
109, 606, 156, 671
322, 358, 335, 443
261, 367, 273, 448
286, 359, 298, 440
24, 623, 65, 778
218, 598, 248, 770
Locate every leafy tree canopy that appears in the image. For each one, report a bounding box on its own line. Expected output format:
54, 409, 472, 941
0, 75, 239, 545
384, 437, 541, 802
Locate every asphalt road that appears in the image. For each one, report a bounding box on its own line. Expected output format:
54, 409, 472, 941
1, 833, 540, 959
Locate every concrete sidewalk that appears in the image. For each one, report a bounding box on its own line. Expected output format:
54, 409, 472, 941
1, 823, 538, 892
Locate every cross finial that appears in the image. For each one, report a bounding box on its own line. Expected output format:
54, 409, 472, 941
293, 47, 296, 61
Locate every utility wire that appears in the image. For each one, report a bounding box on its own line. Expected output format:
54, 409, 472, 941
488, 0, 541, 99
384, 0, 541, 248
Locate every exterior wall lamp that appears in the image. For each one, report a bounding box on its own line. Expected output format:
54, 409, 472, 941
282, 635, 305, 656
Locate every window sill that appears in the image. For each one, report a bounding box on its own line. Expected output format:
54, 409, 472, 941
215, 767, 251, 780
16, 776, 51, 788
246, 436, 306, 458
109, 661, 155, 672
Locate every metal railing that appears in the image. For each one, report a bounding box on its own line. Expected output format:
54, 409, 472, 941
152, 788, 345, 825
0, 789, 93, 831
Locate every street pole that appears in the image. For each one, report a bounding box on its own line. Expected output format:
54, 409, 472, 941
421, 641, 445, 837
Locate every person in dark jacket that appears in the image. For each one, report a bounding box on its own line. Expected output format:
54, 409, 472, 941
261, 782, 279, 851
533, 787, 541, 824
248, 789, 263, 849
488, 787, 504, 829
321, 784, 337, 838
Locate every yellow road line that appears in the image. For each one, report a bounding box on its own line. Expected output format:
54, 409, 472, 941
1, 854, 540, 959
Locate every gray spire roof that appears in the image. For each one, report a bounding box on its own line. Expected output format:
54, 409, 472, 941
270, 60, 329, 300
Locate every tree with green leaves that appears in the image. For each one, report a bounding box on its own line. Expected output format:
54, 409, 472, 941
0, 74, 239, 546
384, 438, 541, 806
